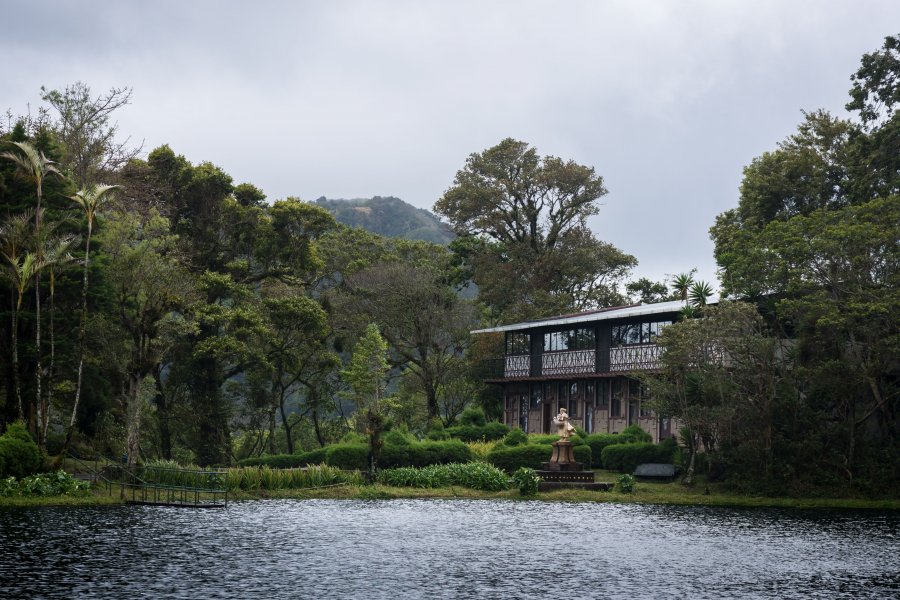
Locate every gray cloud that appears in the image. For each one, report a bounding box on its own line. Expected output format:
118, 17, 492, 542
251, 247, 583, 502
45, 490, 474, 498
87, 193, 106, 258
2, 0, 897, 290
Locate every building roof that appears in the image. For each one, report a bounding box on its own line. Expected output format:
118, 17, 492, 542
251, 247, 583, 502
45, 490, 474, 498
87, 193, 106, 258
470, 300, 689, 334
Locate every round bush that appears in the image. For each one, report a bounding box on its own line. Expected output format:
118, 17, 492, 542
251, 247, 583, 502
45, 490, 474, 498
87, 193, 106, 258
0, 423, 42, 478
325, 444, 369, 470
584, 434, 623, 467
601, 442, 669, 473
502, 429, 528, 446
459, 407, 487, 427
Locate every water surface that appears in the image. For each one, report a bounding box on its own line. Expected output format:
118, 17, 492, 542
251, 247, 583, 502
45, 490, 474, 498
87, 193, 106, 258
2, 499, 898, 598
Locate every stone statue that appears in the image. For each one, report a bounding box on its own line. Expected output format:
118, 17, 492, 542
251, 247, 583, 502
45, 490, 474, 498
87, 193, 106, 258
553, 408, 576, 440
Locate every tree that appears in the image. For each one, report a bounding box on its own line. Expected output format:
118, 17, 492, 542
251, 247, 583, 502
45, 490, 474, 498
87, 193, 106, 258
97, 209, 195, 465
847, 33, 900, 129
435, 138, 635, 320
342, 323, 390, 477
41, 82, 139, 187
626, 277, 671, 304
63, 184, 119, 456
332, 244, 476, 421
0, 141, 63, 436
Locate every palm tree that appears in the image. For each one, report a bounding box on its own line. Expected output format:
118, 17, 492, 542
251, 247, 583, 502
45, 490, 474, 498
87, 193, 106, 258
0, 210, 35, 421
688, 280, 714, 308
0, 252, 41, 420
1, 142, 63, 433
63, 184, 118, 454
36, 231, 78, 445
671, 270, 696, 302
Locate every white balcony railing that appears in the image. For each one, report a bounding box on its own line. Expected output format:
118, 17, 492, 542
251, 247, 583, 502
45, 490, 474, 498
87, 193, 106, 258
504, 355, 530, 378
542, 349, 595, 376
609, 344, 662, 371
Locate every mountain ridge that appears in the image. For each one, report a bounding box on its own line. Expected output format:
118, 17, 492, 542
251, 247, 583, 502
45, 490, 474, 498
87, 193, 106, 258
314, 196, 455, 245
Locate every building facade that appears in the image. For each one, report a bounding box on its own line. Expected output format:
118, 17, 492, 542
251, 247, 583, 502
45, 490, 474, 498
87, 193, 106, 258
473, 300, 684, 443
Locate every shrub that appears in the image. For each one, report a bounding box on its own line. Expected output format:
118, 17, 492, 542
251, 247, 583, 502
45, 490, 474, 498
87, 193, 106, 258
573, 444, 591, 466
459, 407, 487, 427
340, 431, 367, 444
299, 447, 329, 466
601, 442, 673, 473
445, 421, 510, 442
502, 429, 528, 446
488, 444, 552, 473
427, 418, 449, 440
466, 440, 497, 461
512, 467, 540, 496
619, 425, 653, 444
325, 444, 369, 470
0, 470, 90, 497
617, 473, 636, 493
223, 464, 363, 491
380, 440, 473, 468
376, 462, 508, 492
584, 434, 623, 467
0, 422, 42, 478
383, 429, 415, 446
528, 434, 586, 446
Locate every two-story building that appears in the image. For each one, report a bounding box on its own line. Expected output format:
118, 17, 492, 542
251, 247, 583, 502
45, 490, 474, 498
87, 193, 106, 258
472, 300, 684, 443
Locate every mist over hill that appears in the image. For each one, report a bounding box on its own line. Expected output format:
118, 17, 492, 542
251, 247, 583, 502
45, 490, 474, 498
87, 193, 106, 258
314, 196, 455, 245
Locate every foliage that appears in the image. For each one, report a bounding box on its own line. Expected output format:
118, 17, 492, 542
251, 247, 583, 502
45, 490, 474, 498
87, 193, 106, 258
502, 429, 528, 446
223, 464, 362, 492
380, 439, 473, 468
619, 425, 653, 444
487, 443, 591, 473
0, 470, 90, 497
458, 406, 487, 427
315, 196, 455, 245
435, 138, 635, 320
375, 462, 508, 492
601, 442, 677, 473
236, 448, 329, 468
465, 440, 497, 461
616, 474, 636, 494
511, 467, 541, 496
324, 444, 369, 471
445, 421, 509, 442
583, 434, 623, 467
0, 422, 42, 478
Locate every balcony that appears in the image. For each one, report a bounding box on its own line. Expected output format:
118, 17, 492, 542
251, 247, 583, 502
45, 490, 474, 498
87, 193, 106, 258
541, 349, 595, 376
609, 344, 663, 372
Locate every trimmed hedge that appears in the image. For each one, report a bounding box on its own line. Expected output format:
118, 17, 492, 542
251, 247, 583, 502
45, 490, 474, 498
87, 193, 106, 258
619, 425, 653, 444
446, 421, 510, 442
584, 434, 623, 468
325, 444, 369, 470
236, 447, 329, 468
380, 440, 473, 468
529, 434, 587, 446
601, 440, 677, 473
0, 422, 42, 478
487, 443, 591, 474
502, 429, 528, 446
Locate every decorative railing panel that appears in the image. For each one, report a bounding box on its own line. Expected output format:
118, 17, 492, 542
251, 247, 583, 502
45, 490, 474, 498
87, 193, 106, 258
609, 344, 663, 371
541, 350, 595, 376
504, 355, 530, 378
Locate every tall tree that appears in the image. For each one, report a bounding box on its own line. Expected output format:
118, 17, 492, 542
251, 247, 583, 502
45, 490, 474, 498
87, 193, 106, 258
62, 184, 119, 456
0, 141, 62, 436
41, 82, 139, 187
435, 138, 635, 320
342, 323, 390, 477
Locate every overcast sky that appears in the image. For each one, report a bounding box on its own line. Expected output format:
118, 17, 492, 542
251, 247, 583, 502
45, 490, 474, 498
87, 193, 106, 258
3, 1, 897, 291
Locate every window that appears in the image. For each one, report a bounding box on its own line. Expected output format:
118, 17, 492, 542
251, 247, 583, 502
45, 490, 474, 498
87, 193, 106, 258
505, 332, 530, 355
639, 383, 652, 417
585, 381, 595, 409
544, 328, 595, 352
611, 397, 621, 418
519, 398, 528, 431
596, 380, 609, 409
611, 321, 672, 346
558, 381, 568, 413
530, 384, 542, 409
611, 379, 627, 417
568, 382, 579, 418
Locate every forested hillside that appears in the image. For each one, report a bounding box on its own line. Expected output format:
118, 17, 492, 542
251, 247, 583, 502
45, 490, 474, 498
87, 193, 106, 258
314, 196, 455, 245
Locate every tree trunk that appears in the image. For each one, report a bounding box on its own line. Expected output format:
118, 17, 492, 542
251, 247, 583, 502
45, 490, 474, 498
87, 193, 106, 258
62, 226, 94, 459
280, 393, 294, 455
152, 366, 172, 461
125, 374, 142, 466
10, 304, 23, 421
311, 405, 325, 447
33, 274, 42, 443
267, 407, 277, 455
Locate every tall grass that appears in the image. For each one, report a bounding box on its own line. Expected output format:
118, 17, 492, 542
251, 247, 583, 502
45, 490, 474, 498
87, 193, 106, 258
376, 462, 508, 492
224, 465, 363, 491
466, 440, 498, 461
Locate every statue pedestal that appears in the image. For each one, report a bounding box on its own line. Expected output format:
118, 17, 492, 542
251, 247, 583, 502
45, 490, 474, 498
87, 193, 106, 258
541, 440, 583, 471
536, 440, 612, 491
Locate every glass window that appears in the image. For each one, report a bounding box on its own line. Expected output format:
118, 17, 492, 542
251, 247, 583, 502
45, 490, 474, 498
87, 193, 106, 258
568, 382, 579, 418
596, 380, 609, 408
506, 332, 530, 355
545, 328, 595, 351
585, 381, 595, 409
530, 384, 542, 409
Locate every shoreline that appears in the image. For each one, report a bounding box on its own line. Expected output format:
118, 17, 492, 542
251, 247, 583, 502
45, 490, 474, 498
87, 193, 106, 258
3, 483, 899, 511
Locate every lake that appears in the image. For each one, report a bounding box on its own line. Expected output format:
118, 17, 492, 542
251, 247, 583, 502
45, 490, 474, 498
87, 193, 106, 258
2, 499, 898, 598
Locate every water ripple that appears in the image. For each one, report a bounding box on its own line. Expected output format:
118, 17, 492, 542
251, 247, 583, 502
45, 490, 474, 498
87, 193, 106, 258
1, 500, 898, 599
